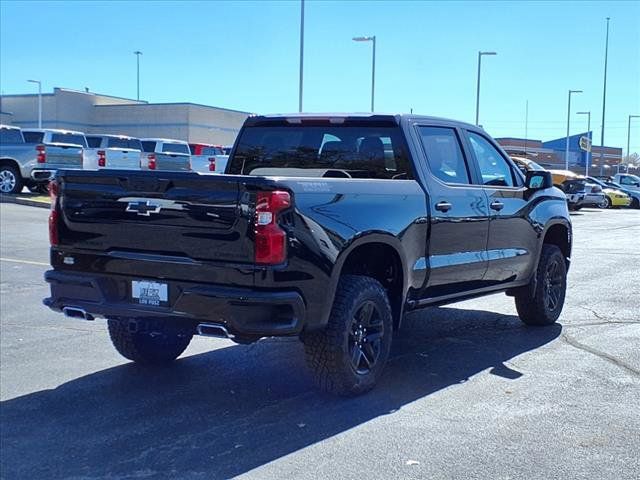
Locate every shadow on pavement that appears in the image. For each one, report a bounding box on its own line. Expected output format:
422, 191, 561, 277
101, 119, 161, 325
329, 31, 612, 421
0, 307, 561, 479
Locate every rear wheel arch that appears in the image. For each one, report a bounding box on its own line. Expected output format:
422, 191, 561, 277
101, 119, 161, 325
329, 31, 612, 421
332, 236, 407, 330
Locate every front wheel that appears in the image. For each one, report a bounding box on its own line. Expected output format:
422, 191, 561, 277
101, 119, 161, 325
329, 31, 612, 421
107, 318, 193, 365
302, 275, 393, 396
600, 196, 611, 209
515, 245, 567, 326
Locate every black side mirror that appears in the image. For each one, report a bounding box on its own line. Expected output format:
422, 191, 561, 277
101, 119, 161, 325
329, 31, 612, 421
525, 170, 552, 190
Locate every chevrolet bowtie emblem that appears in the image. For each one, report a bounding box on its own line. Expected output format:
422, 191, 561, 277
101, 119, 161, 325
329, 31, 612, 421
125, 200, 162, 216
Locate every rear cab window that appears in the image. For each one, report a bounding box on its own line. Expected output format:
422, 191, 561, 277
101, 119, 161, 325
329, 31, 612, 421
86, 136, 103, 148
0, 127, 24, 144
227, 119, 414, 179
106, 137, 142, 150
23, 131, 44, 144
141, 141, 157, 153
50, 133, 87, 147
161, 143, 190, 155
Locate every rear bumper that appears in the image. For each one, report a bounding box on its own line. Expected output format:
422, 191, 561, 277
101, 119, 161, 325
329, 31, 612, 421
43, 269, 306, 338
31, 167, 82, 182
566, 193, 585, 206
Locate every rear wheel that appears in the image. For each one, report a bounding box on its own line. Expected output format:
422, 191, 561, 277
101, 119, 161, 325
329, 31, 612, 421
107, 318, 193, 365
302, 275, 393, 396
515, 245, 567, 326
0, 164, 23, 195
601, 196, 611, 209
631, 198, 640, 209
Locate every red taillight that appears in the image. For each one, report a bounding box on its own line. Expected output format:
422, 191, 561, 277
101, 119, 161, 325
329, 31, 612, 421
147, 154, 156, 170
255, 191, 291, 265
97, 150, 106, 167
208, 157, 216, 172
48, 180, 59, 246
36, 145, 46, 163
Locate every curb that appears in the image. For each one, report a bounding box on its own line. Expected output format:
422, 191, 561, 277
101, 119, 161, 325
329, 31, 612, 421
0, 194, 51, 209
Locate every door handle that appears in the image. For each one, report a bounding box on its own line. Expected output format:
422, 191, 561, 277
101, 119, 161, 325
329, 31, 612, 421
435, 201, 452, 212
490, 201, 504, 211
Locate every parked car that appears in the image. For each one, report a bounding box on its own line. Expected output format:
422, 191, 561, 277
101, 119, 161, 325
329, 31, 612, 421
586, 176, 632, 208
612, 173, 640, 192
601, 180, 640, 209
547, 170, 586, 211
84, 134, 143, 171
510, 156, 546, 175
140, 138, 191, 171
188, 143, 228, 173
3, 127, 85, 194
45, 113, 572, 396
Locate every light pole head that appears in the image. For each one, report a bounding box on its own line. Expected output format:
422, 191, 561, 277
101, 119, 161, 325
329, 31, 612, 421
27, 79, 40, 84
576, 111, 590, 115
630, 115, 640, 119
480, 51, 497, 56
569, 90, 583, 94
353, 36, 374, 42
133, 51, 142, 56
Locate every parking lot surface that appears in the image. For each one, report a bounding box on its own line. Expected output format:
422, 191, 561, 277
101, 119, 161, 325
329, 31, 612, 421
1, 203, 639, 480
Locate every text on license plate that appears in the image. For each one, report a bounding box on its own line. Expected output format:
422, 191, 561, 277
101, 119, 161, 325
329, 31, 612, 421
132, 280, 168, 306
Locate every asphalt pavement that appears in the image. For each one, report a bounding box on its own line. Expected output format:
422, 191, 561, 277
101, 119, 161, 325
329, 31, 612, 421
1, 202, 639, 480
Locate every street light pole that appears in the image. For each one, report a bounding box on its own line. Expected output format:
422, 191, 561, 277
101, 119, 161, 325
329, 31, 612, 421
577, 111, 591, 177
565, 89, 582, 170
599, 17, 610, 174
353, 36, 376, 112
27, 80, 42, 128
298, 0, 304, 112
134, 51, 142, 101
475, 51, 497, 126
626, 115, 640, 173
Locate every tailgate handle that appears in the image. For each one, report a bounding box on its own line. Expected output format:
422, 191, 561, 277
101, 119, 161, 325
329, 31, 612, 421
490, 201, 504, 211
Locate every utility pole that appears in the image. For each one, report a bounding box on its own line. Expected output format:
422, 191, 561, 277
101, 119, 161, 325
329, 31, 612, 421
599, 17, 610, 176
134, 51, 143, 101
565, 89, 582, 170
298, 0, 304, 112
27, 80, 42, 128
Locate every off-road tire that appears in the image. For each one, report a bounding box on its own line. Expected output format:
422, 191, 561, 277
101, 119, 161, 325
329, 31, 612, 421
515, 245, 567, 326
0, 164, 24, 195
107, 318, 193, 365
302, 275, 393, 396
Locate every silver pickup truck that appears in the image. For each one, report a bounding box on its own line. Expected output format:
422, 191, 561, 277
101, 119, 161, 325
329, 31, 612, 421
140, 138, 191, 171
0, 125, 39, 194
20, 128, 86, 192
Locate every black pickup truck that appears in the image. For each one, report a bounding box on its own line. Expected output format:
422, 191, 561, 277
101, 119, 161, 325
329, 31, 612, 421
44, 114, 571, 395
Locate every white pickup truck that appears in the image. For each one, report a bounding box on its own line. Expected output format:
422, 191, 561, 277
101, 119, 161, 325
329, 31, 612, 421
188, 143, 229, 174
140, 138, 191, 171
84, 134, 142, 170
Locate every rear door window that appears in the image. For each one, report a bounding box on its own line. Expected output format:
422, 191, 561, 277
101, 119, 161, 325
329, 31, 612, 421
417, 126, 470, 184
467, 132, 517, 187
23, 131, 44, 143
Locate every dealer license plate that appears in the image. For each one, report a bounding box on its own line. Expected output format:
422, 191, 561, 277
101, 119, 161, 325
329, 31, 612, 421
132, 280, 168, 306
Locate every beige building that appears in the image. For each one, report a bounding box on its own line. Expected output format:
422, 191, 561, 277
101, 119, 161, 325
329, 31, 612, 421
0, 87, 250, 145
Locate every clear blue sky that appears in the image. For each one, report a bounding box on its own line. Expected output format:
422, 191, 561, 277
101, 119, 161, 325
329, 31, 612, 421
1, 0, 638, 151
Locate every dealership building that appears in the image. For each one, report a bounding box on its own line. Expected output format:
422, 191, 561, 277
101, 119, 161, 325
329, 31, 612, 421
496, 133, 623, 172
0, 87, 250, 146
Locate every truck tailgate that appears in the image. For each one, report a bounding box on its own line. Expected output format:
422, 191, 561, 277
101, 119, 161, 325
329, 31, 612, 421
156, 153, 191, 171
46, 143, 84, 168
57, 171, 254, 263
105, 149, 141, 169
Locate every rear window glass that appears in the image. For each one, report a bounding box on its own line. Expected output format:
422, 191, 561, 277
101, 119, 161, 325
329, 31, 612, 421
141, 141, 156, 152
50, 133, 87, 147
86, 136, 102, 148
23, 131, 44, 143
0, 128, 24, 144
200, 146, 223, 156
228, 124, 413, 179
106, 137, 142, 150
162, 143, 189, 154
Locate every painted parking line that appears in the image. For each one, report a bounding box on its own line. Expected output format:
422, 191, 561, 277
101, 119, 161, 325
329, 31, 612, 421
0, 257, 49, 267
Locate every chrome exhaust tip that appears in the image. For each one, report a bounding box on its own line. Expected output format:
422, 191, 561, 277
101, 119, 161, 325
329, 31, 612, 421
197, 323, 233, 339
62, 306, 94, 321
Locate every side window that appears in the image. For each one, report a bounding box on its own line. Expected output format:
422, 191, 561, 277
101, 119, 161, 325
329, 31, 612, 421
418, 126, 470, 184
468, 132, 516, 187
